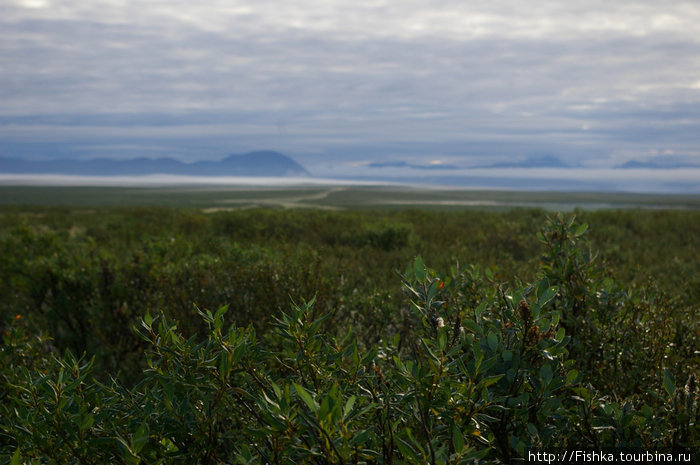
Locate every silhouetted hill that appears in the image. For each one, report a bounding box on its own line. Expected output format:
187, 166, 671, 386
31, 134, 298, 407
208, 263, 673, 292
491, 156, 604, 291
0, 151, 310, 177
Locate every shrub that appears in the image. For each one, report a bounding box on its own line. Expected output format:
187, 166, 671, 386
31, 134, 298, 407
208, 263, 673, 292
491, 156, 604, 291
1, 215, 697, 464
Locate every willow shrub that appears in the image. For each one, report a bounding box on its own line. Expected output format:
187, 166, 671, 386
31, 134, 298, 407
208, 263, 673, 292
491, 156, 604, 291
1, 215, 697, 464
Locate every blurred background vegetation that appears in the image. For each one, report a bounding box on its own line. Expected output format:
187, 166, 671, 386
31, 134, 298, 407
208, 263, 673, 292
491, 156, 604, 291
1, 203, 697, 382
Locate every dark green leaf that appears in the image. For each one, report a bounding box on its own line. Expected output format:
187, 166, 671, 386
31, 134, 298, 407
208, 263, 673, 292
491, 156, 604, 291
132, 421, 149, 454
574, 223, 588, 236
294, 383, 318, 413
413, 256, 426, 282
538, 286, 558, 307
487, 331, 498, 351
452, 425, 465, 452
10, 448, 21, 465
566, 370, 579, 385
663, 370, 676, 397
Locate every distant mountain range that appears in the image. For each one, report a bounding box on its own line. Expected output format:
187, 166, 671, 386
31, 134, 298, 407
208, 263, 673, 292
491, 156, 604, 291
0, 151, 310, 177
368, 161, 460, 170
616, 159, 700, 169
366, 155, 571, 170
366, 155, 577, 171
473, 155, 570, 169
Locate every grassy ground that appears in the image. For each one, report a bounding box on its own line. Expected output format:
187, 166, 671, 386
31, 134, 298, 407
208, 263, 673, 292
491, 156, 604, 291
1, 185, 700, 210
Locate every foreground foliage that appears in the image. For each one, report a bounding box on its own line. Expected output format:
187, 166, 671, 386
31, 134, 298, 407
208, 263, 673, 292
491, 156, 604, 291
1, 213, 697, 463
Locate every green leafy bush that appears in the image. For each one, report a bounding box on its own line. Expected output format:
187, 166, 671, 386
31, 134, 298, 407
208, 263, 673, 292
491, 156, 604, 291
1, 214, 697, 463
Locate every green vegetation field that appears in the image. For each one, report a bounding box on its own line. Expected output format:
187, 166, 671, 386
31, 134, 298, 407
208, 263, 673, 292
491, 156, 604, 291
2, 185, 700, 210
0, 187, 698, 463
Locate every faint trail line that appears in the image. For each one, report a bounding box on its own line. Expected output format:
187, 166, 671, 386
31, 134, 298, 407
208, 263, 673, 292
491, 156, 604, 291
205, 187, 346, 211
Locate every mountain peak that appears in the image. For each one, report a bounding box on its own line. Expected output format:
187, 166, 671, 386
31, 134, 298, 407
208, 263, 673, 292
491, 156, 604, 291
222, 150, 283, 161
0, 151, 311, 177
217, 151, 310, 176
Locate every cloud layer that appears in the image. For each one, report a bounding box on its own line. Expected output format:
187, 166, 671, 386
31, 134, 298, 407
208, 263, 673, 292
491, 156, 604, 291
1, 0, 700, 172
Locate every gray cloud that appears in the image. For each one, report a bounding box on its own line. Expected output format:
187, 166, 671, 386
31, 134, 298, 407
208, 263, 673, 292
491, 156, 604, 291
1, 0, 700, 170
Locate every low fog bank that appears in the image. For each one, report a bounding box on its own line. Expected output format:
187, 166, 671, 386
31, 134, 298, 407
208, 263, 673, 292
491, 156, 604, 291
1, 167, 698, 193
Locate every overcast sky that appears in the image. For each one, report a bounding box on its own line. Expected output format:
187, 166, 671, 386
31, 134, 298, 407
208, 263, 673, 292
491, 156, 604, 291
1, 0, 700, 172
